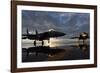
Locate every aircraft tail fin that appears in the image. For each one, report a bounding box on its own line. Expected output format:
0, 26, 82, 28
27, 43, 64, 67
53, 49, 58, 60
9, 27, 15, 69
26, 28, 29, 35
35, 30, 38, 35
35, 30, 39, 38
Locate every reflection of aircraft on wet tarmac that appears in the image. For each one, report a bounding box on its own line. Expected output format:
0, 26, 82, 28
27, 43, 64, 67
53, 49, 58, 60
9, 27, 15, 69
24, 46, 65, 57
77, 43, 88, 50
22, 29, 66, 46
70, 43, 89, 59
70, 32, 89, 43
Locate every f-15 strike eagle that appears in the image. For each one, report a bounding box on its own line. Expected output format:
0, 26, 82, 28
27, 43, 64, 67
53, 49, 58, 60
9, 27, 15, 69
22, 29, 66, 46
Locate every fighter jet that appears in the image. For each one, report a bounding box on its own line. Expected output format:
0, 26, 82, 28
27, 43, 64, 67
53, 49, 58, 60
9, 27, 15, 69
22, 29, 66, 46
70, 32, 89, 44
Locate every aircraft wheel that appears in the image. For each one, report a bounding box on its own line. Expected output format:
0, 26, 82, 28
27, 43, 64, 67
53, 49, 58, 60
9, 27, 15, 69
34, 41, 36, 46
42, 41, 44, 46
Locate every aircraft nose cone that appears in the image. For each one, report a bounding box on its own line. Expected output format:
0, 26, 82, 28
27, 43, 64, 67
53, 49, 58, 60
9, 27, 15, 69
61, 32, 66, 36
63, 33, 66, 36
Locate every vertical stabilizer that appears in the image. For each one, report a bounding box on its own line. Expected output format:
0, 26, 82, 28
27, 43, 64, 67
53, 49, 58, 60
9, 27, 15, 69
26, 28, 29, 36
35, 29, 39, 38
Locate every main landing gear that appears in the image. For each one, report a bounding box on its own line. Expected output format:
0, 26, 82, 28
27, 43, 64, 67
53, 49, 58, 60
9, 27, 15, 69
33, 40, 44, 46
33, 40, 36, 46
33, 40, 50, 46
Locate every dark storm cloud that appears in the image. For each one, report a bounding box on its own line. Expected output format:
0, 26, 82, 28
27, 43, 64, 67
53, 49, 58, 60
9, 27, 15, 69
22, 10, 90, 38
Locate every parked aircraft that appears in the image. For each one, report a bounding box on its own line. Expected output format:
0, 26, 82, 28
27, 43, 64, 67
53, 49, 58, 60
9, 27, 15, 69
22, 29, 66, 46
70, 32, 89, 43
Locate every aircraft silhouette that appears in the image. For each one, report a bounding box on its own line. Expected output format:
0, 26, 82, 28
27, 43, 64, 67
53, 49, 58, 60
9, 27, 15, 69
22, 29, 66, 46
70, 32, 89, 43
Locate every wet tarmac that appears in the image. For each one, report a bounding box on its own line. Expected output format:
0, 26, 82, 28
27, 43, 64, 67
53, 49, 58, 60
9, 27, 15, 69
22, 42, 90, 62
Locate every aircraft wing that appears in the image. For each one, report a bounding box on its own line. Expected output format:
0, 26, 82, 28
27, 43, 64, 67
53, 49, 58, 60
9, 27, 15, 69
22, 36, 27, 39
22, 34, 37, 39
22, 33, 47, 40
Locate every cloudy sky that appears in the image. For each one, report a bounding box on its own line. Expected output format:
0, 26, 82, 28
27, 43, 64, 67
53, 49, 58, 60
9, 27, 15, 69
22, 10, 90, 38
